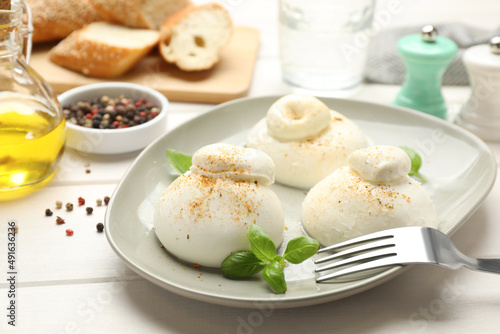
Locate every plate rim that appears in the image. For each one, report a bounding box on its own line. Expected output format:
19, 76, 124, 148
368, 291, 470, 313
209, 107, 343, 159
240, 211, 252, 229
105, 95, 497, 308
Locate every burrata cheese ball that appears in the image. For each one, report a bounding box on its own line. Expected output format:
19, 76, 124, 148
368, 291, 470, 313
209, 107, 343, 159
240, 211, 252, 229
302, 145, 439, 246
247, 94, 368, 189
154, 143, 284, 268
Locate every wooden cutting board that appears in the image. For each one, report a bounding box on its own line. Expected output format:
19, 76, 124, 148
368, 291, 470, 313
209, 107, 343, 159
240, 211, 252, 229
30, 26, 260, 104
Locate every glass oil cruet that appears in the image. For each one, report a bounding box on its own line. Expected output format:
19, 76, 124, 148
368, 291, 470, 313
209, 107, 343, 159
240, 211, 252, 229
0, 0, 65, 201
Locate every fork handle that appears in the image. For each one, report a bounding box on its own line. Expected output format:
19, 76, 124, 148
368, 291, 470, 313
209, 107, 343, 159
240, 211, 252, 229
466, 258, 500, 274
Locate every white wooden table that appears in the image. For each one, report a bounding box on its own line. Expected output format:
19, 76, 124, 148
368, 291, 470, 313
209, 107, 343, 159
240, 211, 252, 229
2, 1, 500, 333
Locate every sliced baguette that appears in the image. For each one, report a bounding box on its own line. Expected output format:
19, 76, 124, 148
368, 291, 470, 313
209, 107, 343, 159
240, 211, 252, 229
88, 0, 191, 30
159, 3, 233, 71
49, 22, 160, 78
27, 0, 103, 43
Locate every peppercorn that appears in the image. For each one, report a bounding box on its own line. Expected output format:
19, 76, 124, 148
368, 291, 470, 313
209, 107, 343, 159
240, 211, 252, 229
99, 120, 109, 129
77, 101, 90, 112
66, 203, 74, 211
86, 207, 93, 215
96, 222, 104, 232
116, 105, 126, 115
13, 225, 19, 234
104, 196, 110, 205
96, 198, 102, 206
45, 208, 53, 216
56, 216, 65, 224
55, 200, 63, 209
62, 95, 160, 129
78, 197, 85, 206
66, 229, 74, 236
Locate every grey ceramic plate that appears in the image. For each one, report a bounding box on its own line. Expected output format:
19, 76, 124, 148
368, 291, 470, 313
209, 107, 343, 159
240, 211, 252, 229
105, 96, 496, 308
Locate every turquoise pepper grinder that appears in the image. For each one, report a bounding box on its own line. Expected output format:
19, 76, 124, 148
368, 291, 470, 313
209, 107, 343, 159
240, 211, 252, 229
393, 25, 458, 119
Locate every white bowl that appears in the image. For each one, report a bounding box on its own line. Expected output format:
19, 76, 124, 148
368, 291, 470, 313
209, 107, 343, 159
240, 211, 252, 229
58, 82, 169, 155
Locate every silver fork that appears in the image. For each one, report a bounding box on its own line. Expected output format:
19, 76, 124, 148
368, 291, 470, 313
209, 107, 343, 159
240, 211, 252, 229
314, 226, 500, 282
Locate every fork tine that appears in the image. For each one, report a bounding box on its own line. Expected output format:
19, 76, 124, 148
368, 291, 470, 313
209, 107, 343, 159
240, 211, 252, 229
315, 247, 396, 273
314, 238, 395, 264
318, 230, 394, 254
316, 256, 400, 282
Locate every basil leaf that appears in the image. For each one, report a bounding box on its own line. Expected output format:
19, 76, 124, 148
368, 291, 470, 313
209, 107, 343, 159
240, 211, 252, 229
273, 255, 284, 263
249, 225, 277, 263
166, 149, 192, 175
400, 146, 427, 183
221, 251, 266, 278
283, 236, 320, 264
262, 261, 287, 293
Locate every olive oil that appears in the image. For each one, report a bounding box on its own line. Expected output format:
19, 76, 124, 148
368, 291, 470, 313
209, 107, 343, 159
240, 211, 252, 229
0, 95, 66, 200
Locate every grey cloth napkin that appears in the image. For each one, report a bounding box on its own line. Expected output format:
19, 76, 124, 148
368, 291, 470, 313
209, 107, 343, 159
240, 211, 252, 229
365, 23, 500, 85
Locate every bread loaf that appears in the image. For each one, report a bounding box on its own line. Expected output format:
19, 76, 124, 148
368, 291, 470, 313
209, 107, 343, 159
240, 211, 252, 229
159, 3, 233, 71
88, 0, 190, 30
49, 22, 160, 78
0, 0, 10, 38
27, 0, 103, 43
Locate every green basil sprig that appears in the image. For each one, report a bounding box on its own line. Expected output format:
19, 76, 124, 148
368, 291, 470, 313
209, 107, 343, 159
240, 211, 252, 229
221, 225, 319, 294
166, 149, 192, 175
400, 146, 427, 183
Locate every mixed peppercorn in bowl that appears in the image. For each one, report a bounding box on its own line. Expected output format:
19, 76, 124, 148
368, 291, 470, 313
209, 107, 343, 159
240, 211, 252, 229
58, 82, 169, 155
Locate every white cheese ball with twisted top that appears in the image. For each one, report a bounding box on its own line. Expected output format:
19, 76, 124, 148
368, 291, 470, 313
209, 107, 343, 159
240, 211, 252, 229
247, 94, 368, 189
154, 143, 284, 268
302, 146, 439, 246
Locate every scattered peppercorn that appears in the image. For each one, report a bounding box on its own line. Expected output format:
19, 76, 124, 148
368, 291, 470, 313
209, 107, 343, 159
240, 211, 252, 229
56, 216, 65, 224
45, 208, 53, 216
66, 229, 74, 236
13, 225, 19, 234
55, 200, 63, 209
78, 197, 85, 206
96, 222, 104, 232
96, 198, 102, 206
63, 95, 160, 129
66, 202, 73, 211
85, 169, 91, 174
104, 196, 110, 205
86, 207, 93, 215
